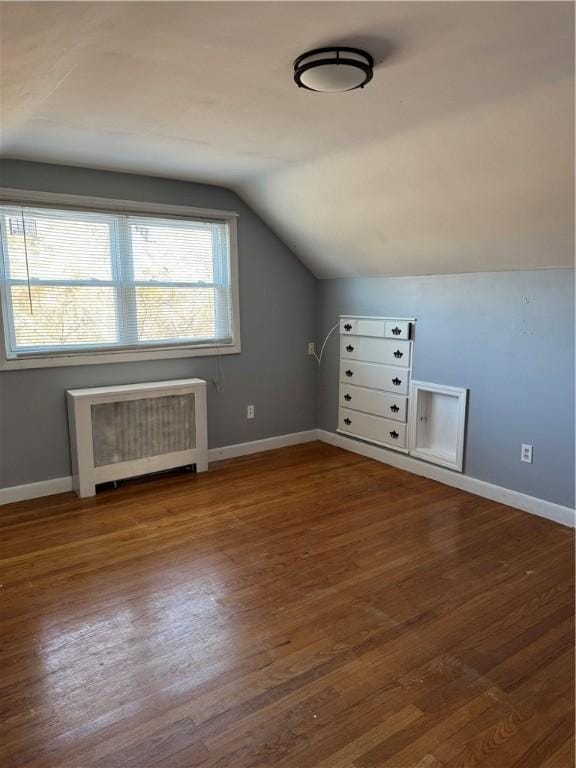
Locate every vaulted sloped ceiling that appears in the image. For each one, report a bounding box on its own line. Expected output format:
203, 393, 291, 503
0, 1, 573, 277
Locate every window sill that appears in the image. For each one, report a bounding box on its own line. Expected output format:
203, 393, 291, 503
0, 342, 241, 370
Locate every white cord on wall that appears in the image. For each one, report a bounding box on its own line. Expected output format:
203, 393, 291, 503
211, 322, 338, 392
313, 322, 340, 366
212, 350, 224, 392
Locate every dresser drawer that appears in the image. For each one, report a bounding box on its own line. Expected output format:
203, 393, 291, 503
385, 320, 411, 340
340, 337, 410, 367
340, 384, 407, 422
339, 361, 410, 395
340, 318, 386, 337
341, 318, 412, 339
339, 408, 407, 448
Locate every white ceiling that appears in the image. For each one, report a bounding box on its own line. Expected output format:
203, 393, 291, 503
1, 1, 573, 277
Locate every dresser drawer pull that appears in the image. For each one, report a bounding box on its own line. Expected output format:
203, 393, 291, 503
344, 323, 353, 331
344, 417, 352, 425
393, 350, 403, 358
344, 394, 352, 401
391, 326, 402, 335
346, 344, 354, 352
390, 404, 400, 413
392, 377, 402, 386
345, 369, 354, 377
390, 430, 399, 439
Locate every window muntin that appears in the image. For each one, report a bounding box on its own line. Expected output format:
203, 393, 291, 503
0, 205, 236, 360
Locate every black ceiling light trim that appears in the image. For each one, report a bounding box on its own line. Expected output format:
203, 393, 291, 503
293, 46, 374, 92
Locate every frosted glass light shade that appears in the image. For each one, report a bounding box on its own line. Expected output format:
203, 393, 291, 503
294, 47, 373, 93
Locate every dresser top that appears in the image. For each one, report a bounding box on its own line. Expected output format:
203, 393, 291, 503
339, 315, 416, 321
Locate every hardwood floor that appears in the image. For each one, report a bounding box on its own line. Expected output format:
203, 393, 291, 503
1, 441, 573, 768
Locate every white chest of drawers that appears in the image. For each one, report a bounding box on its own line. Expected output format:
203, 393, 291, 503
338, 315, 414, 452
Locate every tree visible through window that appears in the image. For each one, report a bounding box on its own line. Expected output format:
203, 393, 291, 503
0, 205, 236, 360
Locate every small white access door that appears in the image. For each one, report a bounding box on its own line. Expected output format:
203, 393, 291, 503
408, 381, 468, 472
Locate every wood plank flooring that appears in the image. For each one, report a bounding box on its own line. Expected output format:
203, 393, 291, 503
0, 441, 573, 768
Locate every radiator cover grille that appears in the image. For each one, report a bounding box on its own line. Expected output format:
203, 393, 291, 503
91, 394, 196, 467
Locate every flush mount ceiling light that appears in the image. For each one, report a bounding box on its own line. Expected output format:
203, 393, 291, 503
293, 47, 374, 92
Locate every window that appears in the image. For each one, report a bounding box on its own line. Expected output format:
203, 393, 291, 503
0, 200, 239, 367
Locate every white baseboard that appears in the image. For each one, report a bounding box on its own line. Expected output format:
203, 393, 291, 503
208, 429, 318, 461
318, 430, 575, 529
0, 476, 74, 505
0, 430, 319, 506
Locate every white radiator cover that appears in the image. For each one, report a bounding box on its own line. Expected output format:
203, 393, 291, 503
67, 379, 208, 497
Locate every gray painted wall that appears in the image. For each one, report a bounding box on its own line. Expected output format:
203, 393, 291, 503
318, 271, 575, 509
0, 161, 318, 488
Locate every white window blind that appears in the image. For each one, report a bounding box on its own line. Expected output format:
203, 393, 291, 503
0, 204, 237, 360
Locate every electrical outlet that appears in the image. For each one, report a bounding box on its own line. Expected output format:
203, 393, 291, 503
308, 342, 315, 355
521, 444, 533, 464
247, 404, 255, 419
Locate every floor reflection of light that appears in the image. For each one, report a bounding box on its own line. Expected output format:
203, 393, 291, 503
32, 553, 259, 747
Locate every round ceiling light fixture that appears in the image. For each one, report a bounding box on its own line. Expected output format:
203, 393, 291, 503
293, 47, 374, 93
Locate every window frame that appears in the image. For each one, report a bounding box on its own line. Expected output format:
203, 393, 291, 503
0, 189, 241, 370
